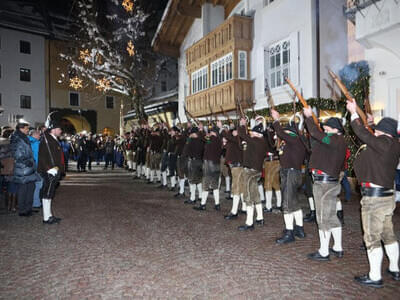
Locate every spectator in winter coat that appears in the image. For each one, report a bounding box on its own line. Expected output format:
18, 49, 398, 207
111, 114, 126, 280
10, 120, 39, 217
29, 129, 43, 209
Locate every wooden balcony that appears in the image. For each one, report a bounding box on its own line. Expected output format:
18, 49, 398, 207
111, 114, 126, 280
186, 79, 253, 118
185, 14, 253, 117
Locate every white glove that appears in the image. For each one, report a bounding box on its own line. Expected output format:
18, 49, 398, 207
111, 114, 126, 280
47, 167, 58, 176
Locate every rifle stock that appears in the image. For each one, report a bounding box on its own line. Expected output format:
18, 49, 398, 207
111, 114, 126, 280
285, 77, 321, 129
327, 68, 373, 133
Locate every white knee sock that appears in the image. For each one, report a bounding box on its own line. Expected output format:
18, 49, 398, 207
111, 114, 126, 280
246, 205, 254, 226
336, 200, 342, 211
213, 189, 220, 205
367, 247, 383, 281
241, 194, 247, 211
308, 197, 315, 211
318, 230, 331, 257
276, 190, 282, 207
293, 209, 303, 227
231, 195, 240, 214
179, 179, 185, 194
265, 190, 272, 209
146, 167, 150, 179
162, 171, 167, 186
136, 165, 141, 177
127, 161, 132, 169
132, 162, 136, 170
255, 203, 263, 221
171, 176, 176, 188
284, 213, 294, 230
258, 185, 265, 201
331, 227, 343, 252
190, 184, 196, 201
225, 177, 231, 192
150, 170, 154, 182
385, 242, 400, 272
197, 183, 202, 195
201, 191, 208, 205
42, 198, 52, 221
156, 170, 161, 181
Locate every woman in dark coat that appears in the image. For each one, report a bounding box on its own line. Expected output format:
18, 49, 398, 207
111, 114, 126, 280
10, 120, 39, 216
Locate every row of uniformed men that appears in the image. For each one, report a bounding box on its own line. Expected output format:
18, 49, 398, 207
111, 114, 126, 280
123, 100, 399, 288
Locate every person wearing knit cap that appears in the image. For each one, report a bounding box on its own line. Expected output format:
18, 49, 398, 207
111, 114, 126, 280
303, 108, 347, 262
271, 109, 307, 244
184, 124, 204, 204
347, 100, 400, 287
193, 126, 222, 211
237, 118, 268, 231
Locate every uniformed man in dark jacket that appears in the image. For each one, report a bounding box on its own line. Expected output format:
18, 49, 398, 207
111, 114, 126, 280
347, 100, 400, 287
303, 107, 346, 261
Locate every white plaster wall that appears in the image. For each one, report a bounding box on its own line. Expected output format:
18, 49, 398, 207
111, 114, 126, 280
202, 3, 224, 36
0, 28, 46, 127
178, 18, 203, 121
249, 0, 316, 109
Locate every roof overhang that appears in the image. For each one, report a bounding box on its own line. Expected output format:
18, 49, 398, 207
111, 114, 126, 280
152, 0, 241, 57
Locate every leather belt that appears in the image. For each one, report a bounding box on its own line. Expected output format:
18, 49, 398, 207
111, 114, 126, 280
265, 155, 279, 162
361, 187, 393, 197
313, 174, 338, 183
229, 162, 242, 168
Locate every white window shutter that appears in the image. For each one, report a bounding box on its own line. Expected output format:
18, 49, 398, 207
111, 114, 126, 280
289, 31, 299, 86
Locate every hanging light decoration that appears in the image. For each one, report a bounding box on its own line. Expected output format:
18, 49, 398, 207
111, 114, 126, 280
96, 77, 111, 92
69, 76, 83, 90
126, 40, 135, 56
122, 0, 134, 12
79, 49, 91, 64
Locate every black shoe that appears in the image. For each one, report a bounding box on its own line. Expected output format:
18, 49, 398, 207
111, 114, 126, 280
239, 209, 246, 214
193, 204, 206, 211
294, 225, 306, 239
329, 248, 344, 258
387, 269, 400, 281
337, 210, 344, 225
174, 193, 184, 198
224, 190, 230, 194
214, 204, 220, 211
224, 213, 238, 220
157, 184, 166, 189
18, 212, 31, 217
263, 207, 272, 213
276, 229, 295, 244
256, 219, 264, 226
307, 251, 330, 261
238, 224, 254, 231
272, 206, 282, 214
184, 199, 196, 204
225, 196, 233, 200
304, 210, 316, 222
52, 216, 62, 222
354, 274, 383, 288
43, 216, 59, 225
169, 187, 176, 192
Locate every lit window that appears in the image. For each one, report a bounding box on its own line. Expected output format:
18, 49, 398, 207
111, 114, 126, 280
268, 40, 290, 89
191, 66, 208, 94
210, 53, 233, 87
238, 51, 247, 79
20, 95, 31, 109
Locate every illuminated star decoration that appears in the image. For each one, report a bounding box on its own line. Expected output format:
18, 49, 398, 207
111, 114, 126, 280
96, 78, 111, 92
122, 0, 134, 12
69, 76, 83, 90
127, 41, 135, 56
79, 49, 91, 65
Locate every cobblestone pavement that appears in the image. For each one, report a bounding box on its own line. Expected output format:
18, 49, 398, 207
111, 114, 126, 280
1, 165, 399, 299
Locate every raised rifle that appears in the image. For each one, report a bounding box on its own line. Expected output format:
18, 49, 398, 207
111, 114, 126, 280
235, 97, 248, 134
265, 78, 283, 148
327, 68, 373, 133
285, 77, 321, 131
184, 104, 199, 126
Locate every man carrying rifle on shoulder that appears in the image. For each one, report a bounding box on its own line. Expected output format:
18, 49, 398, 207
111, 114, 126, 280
347, 100, 400, 287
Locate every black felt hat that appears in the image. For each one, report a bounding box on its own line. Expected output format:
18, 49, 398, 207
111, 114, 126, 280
190, 126, 199, 134
375, 117, 398, 137
251, 123, 264, 135
45, 111, 62, 130
324, 117, 344, 134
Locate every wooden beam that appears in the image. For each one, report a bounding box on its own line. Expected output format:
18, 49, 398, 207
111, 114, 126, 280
177, 2, 201, 18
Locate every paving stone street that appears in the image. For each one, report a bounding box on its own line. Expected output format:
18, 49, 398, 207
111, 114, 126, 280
1, 166, 399, 299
